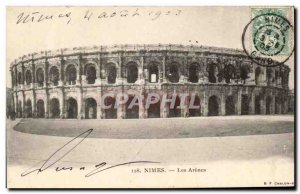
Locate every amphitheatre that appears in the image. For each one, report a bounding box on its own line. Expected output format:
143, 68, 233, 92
9, 44, 290, 120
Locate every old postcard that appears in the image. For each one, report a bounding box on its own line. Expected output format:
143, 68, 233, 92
6, 6, 295, 188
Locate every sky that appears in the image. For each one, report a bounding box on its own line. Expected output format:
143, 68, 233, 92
6, 6, 294, 89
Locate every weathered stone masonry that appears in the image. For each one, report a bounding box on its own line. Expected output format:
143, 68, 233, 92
10, 44, 290, 119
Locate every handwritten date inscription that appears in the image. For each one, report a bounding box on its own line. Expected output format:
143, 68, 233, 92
16, 8, 183, 25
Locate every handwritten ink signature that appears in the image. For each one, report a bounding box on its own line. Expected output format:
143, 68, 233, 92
21, 129, 159, 177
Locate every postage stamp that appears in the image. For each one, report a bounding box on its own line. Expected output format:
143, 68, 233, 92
242, 7, 294, 67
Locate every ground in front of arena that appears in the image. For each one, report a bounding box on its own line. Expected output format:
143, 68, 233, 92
7, 115, 294, 188
13, 115, 294, 139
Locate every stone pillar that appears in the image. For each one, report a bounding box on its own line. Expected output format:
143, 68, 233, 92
183, 93, 189, 117
76, 55, 82, 85
21, 63, 25, 86
261, 67, 267, 86
117, 90, 125, 119
78, 90, 83, 119
144, 94, 149, 119
250, 92, 255, 115
97, 87, 102, 119
45, 91, 49, 118
272, 69, 276, 87
161, 93, 169, 118
162, 55, 166, 83
16, 93, 19, 118
271, 96, 275, 114
278, 100, 282, 114
220, 92, 226, 116
165, 102, 169, 118
246, 73, 254, 85
180, 57, 188, 83
246, 63, 255, 85
13, 93, 17, 114
22, 91, 25, 118
60, 57, 65, 84
60, 88, 65, 118
237, 89, 242, 115
117, 103, 124, 119
201, 91, 208, 116
261, 95, 266, 114
13, 67, 17, 90
32, 91, 36, 117
10, 70, 14, 89
44, 59, 48, 87
140, 56, 144, 80
14, 93, 18, 117
283, 99, 288, 114
116, 54, 123, 84
203, 58, 209, 84
31, 59, 35, 85
96, 53, 102, 85
81, 75, 87, 85
139, 93, 146, 119
278, 77, 282, 88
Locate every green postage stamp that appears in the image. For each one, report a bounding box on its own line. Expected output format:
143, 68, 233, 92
242, 7, 294, 67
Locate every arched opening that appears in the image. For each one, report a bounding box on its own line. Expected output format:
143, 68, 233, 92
36, 68, 44, 87
241, 95, 249, 115
208, 65, 218, 83
66, 97, 78, 119
255, 67, 262, 85
147, 96, 161, 118
208, 95, 219, 116
126, 96, 139, 119
225, 95, 235, 115
66, 65, 77, 85
18, 72, 22, 85
255, 95, 261, 114
50, 98, 60, 118
85, 65, 96, 84
224, 65, 235, 83
168, 63, 180, 83
104, 96, 117, 119
266, 68, 273, 86
127, 62, 138, 83
189, 63, 199, 83
17, 100, 22, 117
189, 95, 201, 117
169, 96, 181, 117
240, 65, 249, 84
266, 96, 272, 115
36, 99, 45, 118
107, 65, 117, 84
25, 70, 32, 86
25, 99, 32, 118
85, 98, 97, 119
49, 66, 59, 86
149, 63, 159, 83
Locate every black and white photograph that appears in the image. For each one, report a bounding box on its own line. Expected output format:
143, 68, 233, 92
5, 6, 295, 188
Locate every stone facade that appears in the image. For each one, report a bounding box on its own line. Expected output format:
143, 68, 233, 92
10, 44, 290, 119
